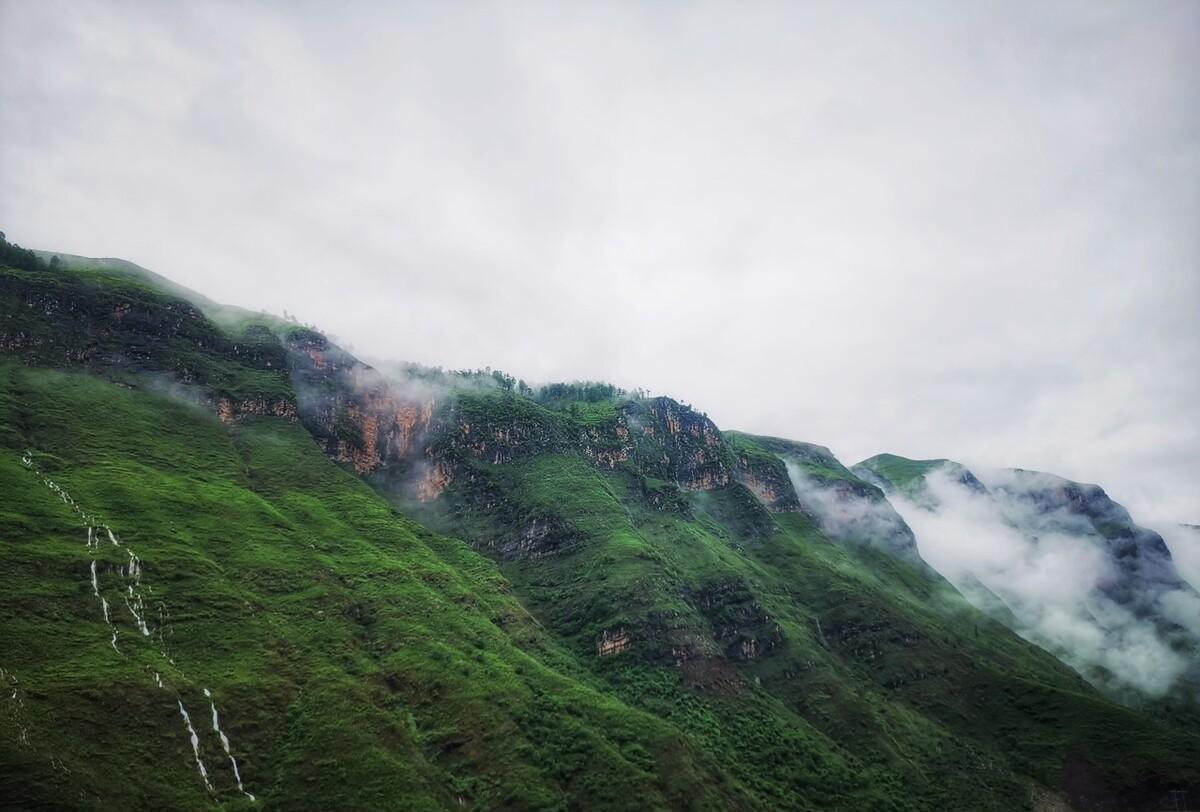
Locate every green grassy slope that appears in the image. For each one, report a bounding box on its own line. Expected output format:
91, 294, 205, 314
0, 364, 744, 811
3, 245, 1199, 811
851, 454, 947, 494
407, 391, 1200, 811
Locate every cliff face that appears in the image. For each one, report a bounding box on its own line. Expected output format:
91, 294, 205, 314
284, 328, 435, 477
626, 398, 733, 490
420, 393, 736, 500
730, 451, 803, 513
428, 392, 568, 467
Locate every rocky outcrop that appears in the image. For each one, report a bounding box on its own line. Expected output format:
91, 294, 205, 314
597, 628, 631, 657
413, 460, 451, 502
726, 436, 803, 513
492, 517, 580, 560
687, 576, 783, 662
625, 398, 733, 491
215, 396, 297, 424
421, 394, 736, 502
577, 421, 636, 470
284, 329, 435, 477
432, 394, 567, 467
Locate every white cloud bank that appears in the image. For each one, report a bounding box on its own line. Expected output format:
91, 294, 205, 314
891, 467, 1195, 697
1156, 524, 1200, 594
783, 459, 913, 554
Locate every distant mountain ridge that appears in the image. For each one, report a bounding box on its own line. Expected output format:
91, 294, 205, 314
856, 454, 1200, 702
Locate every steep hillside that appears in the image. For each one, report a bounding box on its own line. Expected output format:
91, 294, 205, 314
2, 362, 784, 810
856, 454, 1200, 706
3, 240, 1199, 811
725, 433, 920, 560
401, 391, 1200, 810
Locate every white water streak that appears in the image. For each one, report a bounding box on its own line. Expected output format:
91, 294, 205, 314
177, 699, 213, 792
205, 688, 255, 801
23, 451, 252, 798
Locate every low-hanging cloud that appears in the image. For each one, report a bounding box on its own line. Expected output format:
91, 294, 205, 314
782, 458, 913, 554
891, 466, 1196, 697
1154, 523, 1200, 594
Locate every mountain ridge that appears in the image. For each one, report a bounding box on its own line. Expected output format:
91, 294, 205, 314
3, 235, 1198, 810
857, 453, 1200, 705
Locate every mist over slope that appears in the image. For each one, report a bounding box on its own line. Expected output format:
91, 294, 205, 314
2, 236, 1199, 811
856, 455, 1200, 702
1159, 523, 1200, 592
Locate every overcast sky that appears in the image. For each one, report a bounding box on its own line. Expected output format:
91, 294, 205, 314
2, 1, 1197, 527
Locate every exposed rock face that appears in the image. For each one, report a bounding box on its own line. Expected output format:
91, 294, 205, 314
423, 394, 735, 501
597, 628, 631, 657
489, 517, 580, 560
728, 445, 802, 513
626, 398, 733, 491
431, 394, 566, 467
413, 460, 451, 502
215, 396, 297, 424
688, 576, 783, 662
577, 421, 635, 469
284, 329, 435, 476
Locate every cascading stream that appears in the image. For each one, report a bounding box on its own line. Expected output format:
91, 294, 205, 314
1, 667, 30, 748
206, 688, 255, 801
177, 699, 213, 792
21, 449, 257, 802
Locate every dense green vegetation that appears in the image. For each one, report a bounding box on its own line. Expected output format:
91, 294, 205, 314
2, 244, 1198, 810
0, 232, 45, 273
0, 364, 745, 810
412, 416, 1200, 810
